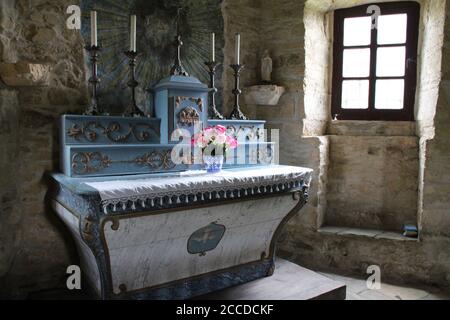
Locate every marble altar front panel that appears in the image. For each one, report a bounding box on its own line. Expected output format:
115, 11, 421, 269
102, 195, 297, 294
48, 165, 312, 299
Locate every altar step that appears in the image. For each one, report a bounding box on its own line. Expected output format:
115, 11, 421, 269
28, 259, 345, 300
197, 259, 346, 300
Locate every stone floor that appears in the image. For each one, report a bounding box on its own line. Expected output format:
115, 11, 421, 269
318, 272, 450, 300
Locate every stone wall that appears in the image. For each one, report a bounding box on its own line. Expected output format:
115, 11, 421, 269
422, 1, 450, 237
0, 0, 87, 298
221, 0, 262, 117
252, 0, 450, 288
325, 135, 419, 231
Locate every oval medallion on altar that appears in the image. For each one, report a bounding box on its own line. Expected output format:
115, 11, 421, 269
187, 223, 226, 255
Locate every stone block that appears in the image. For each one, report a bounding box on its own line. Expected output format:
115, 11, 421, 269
255, 91, 295, 120
0, 62, 51, 87
327, 121, 416, 136
244, 85, 285, 106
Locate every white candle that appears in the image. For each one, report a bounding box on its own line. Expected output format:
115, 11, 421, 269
211, 33, 215, 62
130, 15, 137, 52
90, 11, 97, 47
235, 33, 241, 64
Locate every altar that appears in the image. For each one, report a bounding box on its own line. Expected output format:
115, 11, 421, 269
48, 10, 313, 300
49, 166, 311, 299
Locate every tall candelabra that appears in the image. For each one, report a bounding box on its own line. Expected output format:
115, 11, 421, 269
205, 61, 224, 120
229, 64, 247, 120
123, 50, 145, 117
84, 45, 104, 115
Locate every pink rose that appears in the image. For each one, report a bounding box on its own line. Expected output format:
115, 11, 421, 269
215, 133, 227, 145
191, 133, 205, 148
226, 136, 238, 149
203, 127, 215, 141
215, 125, 227, 134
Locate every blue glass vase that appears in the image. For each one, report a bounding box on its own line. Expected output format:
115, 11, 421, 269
203, 155, 224, 173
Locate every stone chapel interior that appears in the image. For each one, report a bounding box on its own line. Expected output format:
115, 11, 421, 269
0, 0, 450, 301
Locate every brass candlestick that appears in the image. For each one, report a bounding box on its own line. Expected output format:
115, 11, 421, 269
229, 64, 247, 120
205, 61, 224, 120
123, 50, 145, 117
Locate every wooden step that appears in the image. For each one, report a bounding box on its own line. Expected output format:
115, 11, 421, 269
197, 259, 346, 300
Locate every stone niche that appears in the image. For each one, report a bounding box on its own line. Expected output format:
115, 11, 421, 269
244, 85, 285, 106
325, 133, 419, 232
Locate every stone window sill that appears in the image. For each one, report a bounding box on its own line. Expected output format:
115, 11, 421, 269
327, 120, 416, 137
318, 226, 419, 242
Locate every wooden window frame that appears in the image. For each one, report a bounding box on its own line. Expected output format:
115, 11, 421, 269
332, 1, 420, 121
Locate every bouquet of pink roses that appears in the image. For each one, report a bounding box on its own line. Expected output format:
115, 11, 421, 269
191, 125, 238, 173
191, 125, 238, 156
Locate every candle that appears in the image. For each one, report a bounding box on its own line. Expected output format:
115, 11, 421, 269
211, 33, 215, 62
90, 11, 97, 47
130, 15, 137, 52
235, 33, 240, 65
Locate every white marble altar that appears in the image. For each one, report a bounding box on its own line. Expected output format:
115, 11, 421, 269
49, 165, 312, 299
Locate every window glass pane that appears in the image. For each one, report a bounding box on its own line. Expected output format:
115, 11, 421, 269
342, 80, 369, 109
344, 17, 371, 46
375, 80, 405, 109
376, 46, 406, 77
377, 14, 407, 45
343, 48, 371, 77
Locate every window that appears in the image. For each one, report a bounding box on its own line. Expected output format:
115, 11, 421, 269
332, 2, 420, 121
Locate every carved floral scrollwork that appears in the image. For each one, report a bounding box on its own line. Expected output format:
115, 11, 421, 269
67, 121, 157, 143
259, 146, 274, 164
134, 150, 175, 170
248, 145, 274, 165
103, 122, 132, 142
68, 121, 98, 142
71, 150, 176, 175
175, 97, 203, 112
226, 125, 264, 141
72, 152, 112, 174
178, 107, 200, 127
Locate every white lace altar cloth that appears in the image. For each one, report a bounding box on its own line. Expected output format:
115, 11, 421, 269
85, 165, 312, 214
